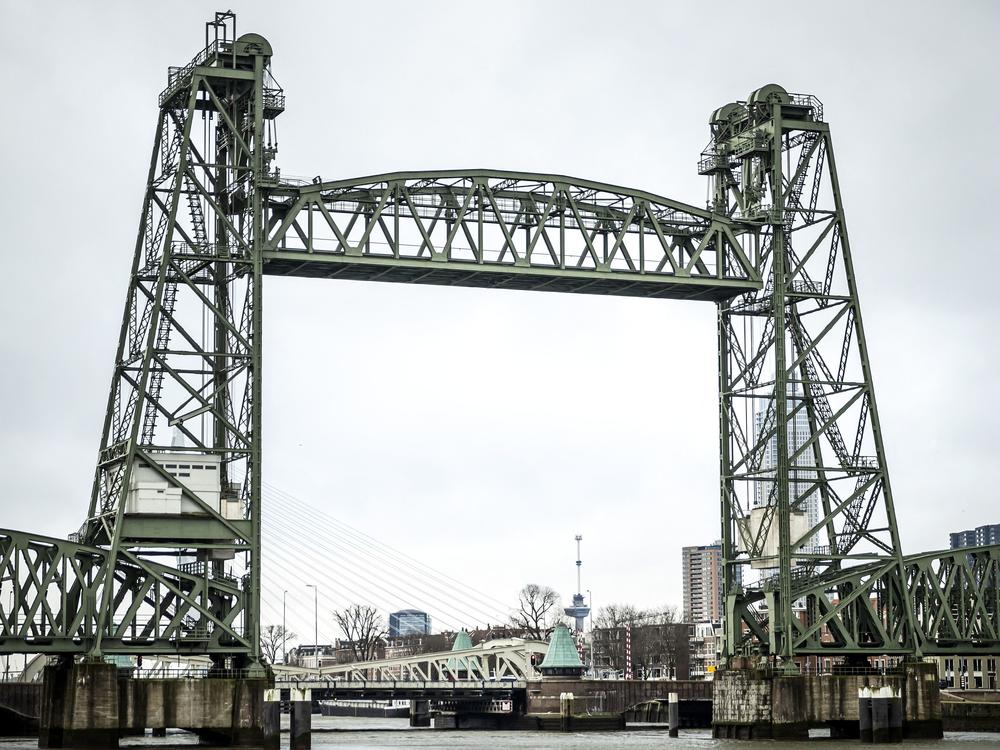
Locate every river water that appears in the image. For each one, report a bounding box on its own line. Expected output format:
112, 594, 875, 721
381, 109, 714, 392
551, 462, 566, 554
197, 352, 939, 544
3, 718, 998, 749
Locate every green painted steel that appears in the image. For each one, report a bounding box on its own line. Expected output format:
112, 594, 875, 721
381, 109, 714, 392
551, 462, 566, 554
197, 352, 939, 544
1, 527, 992, 658
1, 16, 997, 670
261, 170, 760, 302
0, 528, 248, 654
707, 86, 998, 666
81, 13, 274, 669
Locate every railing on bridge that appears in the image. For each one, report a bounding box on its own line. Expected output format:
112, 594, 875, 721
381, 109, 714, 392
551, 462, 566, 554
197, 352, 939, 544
261, 171, 761, 303
274, 638, 548, 683
0, 529, 249, 656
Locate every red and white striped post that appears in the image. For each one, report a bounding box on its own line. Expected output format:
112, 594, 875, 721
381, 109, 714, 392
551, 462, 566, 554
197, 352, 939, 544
624, 627, 633, 679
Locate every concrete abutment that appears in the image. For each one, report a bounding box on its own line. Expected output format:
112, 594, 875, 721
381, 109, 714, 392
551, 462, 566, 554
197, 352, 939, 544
711, 662, 942, 740
38, 660, 278, 748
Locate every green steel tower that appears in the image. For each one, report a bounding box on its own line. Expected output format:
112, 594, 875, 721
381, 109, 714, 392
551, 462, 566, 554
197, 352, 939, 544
81, 13, 282, 668
709, 87, 913, 665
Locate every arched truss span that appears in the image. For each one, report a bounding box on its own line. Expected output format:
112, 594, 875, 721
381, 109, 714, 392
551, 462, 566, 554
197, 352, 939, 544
263, 170, 760, 301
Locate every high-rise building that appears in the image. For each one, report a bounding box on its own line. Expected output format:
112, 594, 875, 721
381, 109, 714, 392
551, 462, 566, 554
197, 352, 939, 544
682, 541, 723, 623
388, 610, 432, 638
753, 384, 821, 548
950, 524, 1000, 550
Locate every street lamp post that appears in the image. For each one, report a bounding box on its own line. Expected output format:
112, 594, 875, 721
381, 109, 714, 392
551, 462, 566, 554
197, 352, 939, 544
305, 584, 318, 669
282, 590, 289, 664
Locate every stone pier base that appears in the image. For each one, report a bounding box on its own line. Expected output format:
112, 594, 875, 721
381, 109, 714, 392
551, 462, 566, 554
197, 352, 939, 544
38, 660, 277, 748
711, 661, 942, 739
39, 661, 119, 749
289, 688, 311, 749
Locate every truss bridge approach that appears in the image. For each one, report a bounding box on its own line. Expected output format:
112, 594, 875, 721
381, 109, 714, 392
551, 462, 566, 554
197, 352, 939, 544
1, 16, 998, 734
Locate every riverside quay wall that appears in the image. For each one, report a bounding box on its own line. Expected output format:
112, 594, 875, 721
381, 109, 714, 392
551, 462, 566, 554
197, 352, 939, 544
526, 678, 712, 715
712, 662, 942, 739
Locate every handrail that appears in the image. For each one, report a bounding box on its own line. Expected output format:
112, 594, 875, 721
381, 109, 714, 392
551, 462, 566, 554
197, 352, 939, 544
158, 39, 232, 106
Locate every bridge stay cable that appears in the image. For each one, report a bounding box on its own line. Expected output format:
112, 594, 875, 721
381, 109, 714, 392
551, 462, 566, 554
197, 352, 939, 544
262, 483, 514, 614
262, 500, 508, 630
263, 511, 508, 629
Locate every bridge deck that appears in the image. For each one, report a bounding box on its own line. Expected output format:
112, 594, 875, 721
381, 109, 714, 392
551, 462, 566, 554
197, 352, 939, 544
262, 170, 761, 302
275, 679, 524, 702
261, 252, 759, 301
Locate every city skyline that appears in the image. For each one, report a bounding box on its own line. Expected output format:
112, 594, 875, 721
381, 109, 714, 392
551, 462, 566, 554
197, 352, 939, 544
950, 523, 1000, 551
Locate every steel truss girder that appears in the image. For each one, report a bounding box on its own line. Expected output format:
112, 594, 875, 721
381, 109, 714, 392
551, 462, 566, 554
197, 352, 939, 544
261, 171, 761, 301
274, 640, 548, 682
725, 544, 1000, 657
0, 529, 249, 655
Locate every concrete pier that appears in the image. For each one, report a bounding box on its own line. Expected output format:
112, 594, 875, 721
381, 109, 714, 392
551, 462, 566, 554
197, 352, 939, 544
263, 689, 281, 749
409, 699, 431, 727
888, 686, 903, 741
39, 660, 119, 749
859, 687, 873, 742
871, 687, 890, 743
712, 662, 942, 740
290, 688, 311, 749
559, 692, 574, 732
668, 692, 679, 737
38, 659, 276, 748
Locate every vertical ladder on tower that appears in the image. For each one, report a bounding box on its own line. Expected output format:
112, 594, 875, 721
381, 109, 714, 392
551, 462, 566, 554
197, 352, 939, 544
139, 179, 209, 445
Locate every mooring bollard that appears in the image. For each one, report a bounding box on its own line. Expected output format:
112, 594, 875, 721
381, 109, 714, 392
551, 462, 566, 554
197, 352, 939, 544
668, 692, 679, 738
858, 687, 873, 743
871, 686, 891, 743
886, 686, 903, 743
290, 687, 312, 749
559, 691, 574, 732
263, 688, 281, 750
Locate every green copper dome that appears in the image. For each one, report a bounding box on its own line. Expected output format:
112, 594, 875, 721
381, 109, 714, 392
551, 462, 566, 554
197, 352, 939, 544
539, 623, 584, 677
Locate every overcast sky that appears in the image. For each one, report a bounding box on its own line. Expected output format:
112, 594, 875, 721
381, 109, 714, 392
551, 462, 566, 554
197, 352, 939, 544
2, 1, 998, 641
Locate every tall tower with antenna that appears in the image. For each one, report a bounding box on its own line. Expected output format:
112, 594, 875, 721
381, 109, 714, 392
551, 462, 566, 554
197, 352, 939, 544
564, 534, 590, 633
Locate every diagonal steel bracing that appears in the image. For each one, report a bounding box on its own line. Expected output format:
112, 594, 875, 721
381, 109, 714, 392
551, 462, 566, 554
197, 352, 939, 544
260, 170, 760, 301
0, 528, 248, 654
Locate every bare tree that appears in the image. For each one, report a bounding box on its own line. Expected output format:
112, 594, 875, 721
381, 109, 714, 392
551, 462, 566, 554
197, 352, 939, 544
260, 624, 296, 664
593, 603, 643, 630
592, 603, 642, 673
510, 584, 560, 639
333, 605, 387, 662
633, 606, 685, 678
646, 605, 679, 624
593, 604, 683, 677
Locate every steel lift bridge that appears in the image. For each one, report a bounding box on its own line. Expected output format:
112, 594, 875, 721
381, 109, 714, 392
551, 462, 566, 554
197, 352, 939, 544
0, 13, 997, 672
